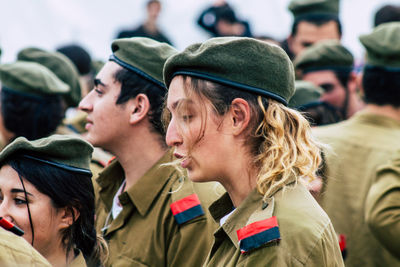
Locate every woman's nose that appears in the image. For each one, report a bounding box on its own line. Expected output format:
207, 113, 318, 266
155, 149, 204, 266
166, 119, 183, 147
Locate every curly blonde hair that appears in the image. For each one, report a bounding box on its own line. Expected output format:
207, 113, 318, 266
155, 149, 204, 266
163, 75, 322, 199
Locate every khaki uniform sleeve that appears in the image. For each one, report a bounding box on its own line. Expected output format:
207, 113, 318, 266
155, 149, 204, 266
305, 223, 345, 267
365, 161, 400, 260
167, 215, 213, 267
0, 229, 51, 267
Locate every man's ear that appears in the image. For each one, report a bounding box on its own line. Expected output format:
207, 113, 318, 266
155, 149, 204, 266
58, 207, 80, 230
129, 93, 150, 125
347, 71, 358, 94
229, 98, 251, 136
355, 72, 364, 97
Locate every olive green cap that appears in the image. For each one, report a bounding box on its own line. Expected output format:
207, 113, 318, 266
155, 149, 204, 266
359, 22, 400, 69
289, 80, 323, 108
294, 40, 353, 74
0, 61, 70, 97
17, 47, 82, 107
110, 37, 178, 88
0, 134, 93, 175
164, 37, 295, 105
288, 0, 339, 20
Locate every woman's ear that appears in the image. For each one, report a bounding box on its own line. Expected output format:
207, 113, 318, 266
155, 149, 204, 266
229, 98, 251, 136
58, 207, 80, 230
129, 93, 151, 125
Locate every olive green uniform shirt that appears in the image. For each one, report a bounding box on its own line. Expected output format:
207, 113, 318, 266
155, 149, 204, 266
94, 150, 218, 266
314, 111, 400, 266
205, 180, 344, 267
0, 227, 51, 267
365, 152, 400, 260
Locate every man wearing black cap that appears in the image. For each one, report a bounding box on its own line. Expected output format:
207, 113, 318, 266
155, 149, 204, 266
79, 37, 218, 266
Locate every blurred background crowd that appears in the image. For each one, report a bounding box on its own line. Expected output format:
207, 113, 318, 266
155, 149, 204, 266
0, 0, 398, 63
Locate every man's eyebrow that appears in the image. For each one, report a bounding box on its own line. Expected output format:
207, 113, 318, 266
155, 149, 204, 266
94, 78, 106, 87
11, 188, 33, 196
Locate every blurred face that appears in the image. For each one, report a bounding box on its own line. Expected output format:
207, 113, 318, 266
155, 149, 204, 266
147, 1, 161, 21
0, 165, 63, 256
165, 76, 231, 183
79, 61, 130, 150
289, 20, 340, 57
302, 70, 347, 110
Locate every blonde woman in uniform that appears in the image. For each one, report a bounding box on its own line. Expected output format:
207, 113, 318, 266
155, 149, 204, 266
163, 37, 344, 266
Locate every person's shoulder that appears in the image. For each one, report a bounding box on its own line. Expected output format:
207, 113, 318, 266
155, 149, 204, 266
168, 176, 221, 226
273, 183, 339, 263
0, 228, 51, 266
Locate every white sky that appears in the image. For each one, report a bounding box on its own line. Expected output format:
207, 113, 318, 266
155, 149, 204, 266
0, 0, 399, 63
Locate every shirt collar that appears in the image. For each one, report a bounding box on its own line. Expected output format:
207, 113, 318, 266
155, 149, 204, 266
126, 149, 176, 216
209, 189, 275, 250
352, 111, 400, 129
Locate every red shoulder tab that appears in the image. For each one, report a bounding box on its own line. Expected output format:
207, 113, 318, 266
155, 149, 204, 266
170, 194, 204, 225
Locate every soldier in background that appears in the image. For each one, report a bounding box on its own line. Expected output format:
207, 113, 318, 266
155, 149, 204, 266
294, 40, 364, 120
197, 0, 253, 38
116, 0, 173, 45
289, 80, 343, 126
0, 61, 68, 149
313, 22, 400, 266
282, 0, 342, 60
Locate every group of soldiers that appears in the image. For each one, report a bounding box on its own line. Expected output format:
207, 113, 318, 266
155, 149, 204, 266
0, 0, 399, 266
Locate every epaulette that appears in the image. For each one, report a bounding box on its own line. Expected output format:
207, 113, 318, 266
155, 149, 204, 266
338, 234, 347, 259
237, 197, 281, 254
170, 176, 205, 225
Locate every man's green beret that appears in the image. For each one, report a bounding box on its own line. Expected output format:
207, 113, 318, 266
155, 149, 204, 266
289, 80, 323, 108
0, 61, 69, 97
359, 22, 400, 69
163, 37, 295, 105
17, 47, 82, 107
288, 0, 339, 20
0, 134, 93, 175
294, 40, 353, 74
110, 37, 178, 88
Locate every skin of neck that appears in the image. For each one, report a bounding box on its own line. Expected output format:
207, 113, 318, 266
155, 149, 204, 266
42, 240, 75, 267
112, 121, 167, 190
363, 104, 400, 122
217, 143, 258, 208
346, 91, 365, 118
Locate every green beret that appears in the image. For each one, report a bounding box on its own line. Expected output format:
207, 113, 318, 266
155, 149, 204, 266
0, 134, 93, 175
164, 37, 295, 105
294, 40, 353, 74
17, 47, 82, 107
110, 37, 178, 88
289, 80, 323, 108
359, 22, 400, 69
288, 0, 339, 20
0, 61, 69, 97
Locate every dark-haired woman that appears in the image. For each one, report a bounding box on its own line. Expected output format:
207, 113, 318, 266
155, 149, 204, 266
0, 135, 107, 266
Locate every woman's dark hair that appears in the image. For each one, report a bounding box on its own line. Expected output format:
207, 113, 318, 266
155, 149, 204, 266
1, 89, 64, 140
362, 66, 400, 107
114, 67, 167, 139
3, 155, 104, 266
